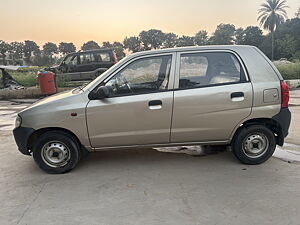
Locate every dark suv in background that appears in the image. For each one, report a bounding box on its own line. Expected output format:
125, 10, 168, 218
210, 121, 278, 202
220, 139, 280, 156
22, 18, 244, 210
50, 48, 117, 81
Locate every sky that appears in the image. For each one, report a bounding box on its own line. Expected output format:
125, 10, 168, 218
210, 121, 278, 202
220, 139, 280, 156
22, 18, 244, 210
0, 0, 299, 48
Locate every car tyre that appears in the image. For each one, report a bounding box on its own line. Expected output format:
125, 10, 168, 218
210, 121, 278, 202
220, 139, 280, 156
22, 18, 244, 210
33, 131, 80, 174
232, 125, 276, 165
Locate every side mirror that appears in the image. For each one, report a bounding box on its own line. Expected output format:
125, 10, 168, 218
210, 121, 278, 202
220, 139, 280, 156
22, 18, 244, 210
89, 86, 110, 100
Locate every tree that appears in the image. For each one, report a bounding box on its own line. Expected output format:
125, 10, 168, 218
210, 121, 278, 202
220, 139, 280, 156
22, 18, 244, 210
273, 18, 300, 59
43, 42, 58, 57
295, 7, 300, 18
23, 40, 40, 64
210, 24, 236, 45
176, 36, 195, 47
276, 34, 298, 59
194, 30, 209, 46
235, 28, 245, 45
32, 55, 52, 66
235, 26, 264, 47
258, 0, 289, 60
59, 42, 76, 55
123, 36, 141, 53
81, 41, 100, 51
102, 41, 113, 48
243, 26, 264, 47
112, 42, 125, 60
112, 41, 123, 48
0, 41, 11, 65
9, 42, 24, 65
139, 29, 165, 50
163, 33, 178, 48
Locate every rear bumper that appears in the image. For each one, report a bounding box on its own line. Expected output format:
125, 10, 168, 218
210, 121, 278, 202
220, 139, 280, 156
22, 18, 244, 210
13, 127, 35, 155
272, 107, 291, 138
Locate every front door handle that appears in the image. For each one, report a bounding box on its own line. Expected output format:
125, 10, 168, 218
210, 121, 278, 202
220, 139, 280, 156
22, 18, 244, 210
231, 92, 245, 102
148, 100, 162, 110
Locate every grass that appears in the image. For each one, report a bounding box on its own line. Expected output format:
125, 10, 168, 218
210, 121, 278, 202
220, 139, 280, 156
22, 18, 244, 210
10, 71, 38, 87
8, 71, 74, 88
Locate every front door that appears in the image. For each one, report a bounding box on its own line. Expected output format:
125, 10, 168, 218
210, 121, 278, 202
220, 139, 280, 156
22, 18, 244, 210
171, 51, 253, 143
86, 54, 175, 148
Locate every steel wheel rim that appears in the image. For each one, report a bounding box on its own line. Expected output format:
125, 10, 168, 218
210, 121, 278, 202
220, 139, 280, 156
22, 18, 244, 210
242, 132, 269, 158
41, 141, 71, 168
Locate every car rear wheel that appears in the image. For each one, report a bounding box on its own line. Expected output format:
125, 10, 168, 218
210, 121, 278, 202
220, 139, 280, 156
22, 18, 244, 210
33, 131, 80, 174
232, 125, 276, 165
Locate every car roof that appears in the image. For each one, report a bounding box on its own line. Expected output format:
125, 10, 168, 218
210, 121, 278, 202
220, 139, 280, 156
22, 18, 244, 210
65, 48, 112, 56
78, 48, 112, 53
127, 45, 256, 59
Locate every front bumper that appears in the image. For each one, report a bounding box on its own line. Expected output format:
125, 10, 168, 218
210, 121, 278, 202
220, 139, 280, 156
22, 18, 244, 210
13, 127, 35, 155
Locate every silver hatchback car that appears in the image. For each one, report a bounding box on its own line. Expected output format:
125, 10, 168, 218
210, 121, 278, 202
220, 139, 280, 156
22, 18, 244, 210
13, 46, 291, 173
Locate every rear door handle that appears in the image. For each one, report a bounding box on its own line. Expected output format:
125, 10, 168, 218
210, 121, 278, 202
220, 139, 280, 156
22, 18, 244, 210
231, 92, 244, 98
148, 100, 162, 110
231, 92, 245, 102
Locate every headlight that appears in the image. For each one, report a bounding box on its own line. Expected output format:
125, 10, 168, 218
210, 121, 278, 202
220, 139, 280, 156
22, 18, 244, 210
15, 115, 22, 128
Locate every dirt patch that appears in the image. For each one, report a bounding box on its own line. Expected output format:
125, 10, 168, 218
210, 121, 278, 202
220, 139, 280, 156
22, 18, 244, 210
0, 87, 72, 100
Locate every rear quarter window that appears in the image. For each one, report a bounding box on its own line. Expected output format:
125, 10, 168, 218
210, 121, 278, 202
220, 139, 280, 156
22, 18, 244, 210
93, 52, 111, 62
179, 52, 245, 89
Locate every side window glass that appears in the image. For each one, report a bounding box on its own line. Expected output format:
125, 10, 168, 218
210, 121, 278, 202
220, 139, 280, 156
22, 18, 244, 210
92, 52, 111, 62
179, 52, 242, 89
100, 53, 111, 62
71, 56, 78, 65
104, 55, 172, 97
180, 55, 208, 88
80, 53, 92, 65
63, 56, 73, 65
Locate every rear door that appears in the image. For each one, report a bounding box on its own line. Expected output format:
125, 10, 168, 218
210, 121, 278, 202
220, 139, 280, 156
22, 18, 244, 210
77, 52, 95, 72
171, 50, 253, 143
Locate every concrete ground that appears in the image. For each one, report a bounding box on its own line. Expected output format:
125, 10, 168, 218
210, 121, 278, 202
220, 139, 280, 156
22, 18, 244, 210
0, 90, 299, 225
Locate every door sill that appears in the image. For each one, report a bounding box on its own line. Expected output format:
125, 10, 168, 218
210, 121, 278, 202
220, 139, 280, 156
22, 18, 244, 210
92, 140, 229, 152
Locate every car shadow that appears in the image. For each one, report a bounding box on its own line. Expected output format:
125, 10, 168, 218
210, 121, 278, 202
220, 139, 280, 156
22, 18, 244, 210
76, 146, 237, 172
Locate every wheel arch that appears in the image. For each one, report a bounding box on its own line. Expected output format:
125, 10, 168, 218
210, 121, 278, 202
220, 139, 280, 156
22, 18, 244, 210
231, 118, 284, 146
27, 127, 82, 152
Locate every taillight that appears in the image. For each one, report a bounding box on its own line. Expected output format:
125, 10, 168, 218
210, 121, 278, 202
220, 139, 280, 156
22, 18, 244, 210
281, 81, 289, 108
112, 52, 117, 64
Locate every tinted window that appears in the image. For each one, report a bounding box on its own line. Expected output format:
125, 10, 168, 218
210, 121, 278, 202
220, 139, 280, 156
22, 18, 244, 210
80, 53, 92, 65
70, 56, 78, 65
104, 55, 172, 97
179, 52, 242, 89
92, 52, 111, 62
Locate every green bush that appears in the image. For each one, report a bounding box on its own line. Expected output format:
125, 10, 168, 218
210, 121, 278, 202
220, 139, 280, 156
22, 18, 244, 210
55, 74, 70, 88
10, 71, 38, 87
275, 63, 300, 80
8, 71, 79, 88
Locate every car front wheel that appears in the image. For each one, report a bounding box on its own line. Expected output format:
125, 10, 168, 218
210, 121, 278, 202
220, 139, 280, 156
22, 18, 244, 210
33, 131, 80, 174
232, 125, 276, 165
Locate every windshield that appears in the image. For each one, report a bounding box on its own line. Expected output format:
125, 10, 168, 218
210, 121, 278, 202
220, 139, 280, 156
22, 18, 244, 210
83, 56, 128, 91
62, 55, 76, 65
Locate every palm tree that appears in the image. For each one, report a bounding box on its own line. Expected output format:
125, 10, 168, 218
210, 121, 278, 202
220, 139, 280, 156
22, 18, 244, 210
257, 0, 289, 60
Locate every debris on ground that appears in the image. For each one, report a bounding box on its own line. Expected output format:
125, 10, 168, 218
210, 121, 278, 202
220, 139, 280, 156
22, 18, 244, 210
0, 68, 24, 90
273, 143, 300, 163
154, 145, 227, 156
